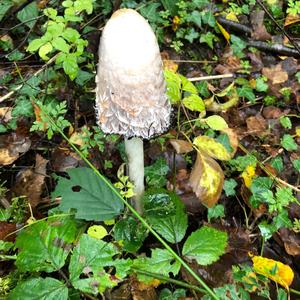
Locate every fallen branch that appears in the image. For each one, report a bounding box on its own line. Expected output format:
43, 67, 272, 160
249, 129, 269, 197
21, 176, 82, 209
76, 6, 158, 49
188, 73, 234, 82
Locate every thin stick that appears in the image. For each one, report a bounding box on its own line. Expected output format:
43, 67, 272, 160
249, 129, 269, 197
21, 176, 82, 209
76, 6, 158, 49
0, 54, 58, 103
188, 73, 234, 82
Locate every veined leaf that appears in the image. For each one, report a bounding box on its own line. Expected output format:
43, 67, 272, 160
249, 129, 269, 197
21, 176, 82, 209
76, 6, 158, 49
164, 70, 181, 104
182, 94, 205, 112
182, 226, 228, 265
52, 167, 124, 221
204, 115, 228, 131
193, 135, 231, 161
189, 151, 224, 207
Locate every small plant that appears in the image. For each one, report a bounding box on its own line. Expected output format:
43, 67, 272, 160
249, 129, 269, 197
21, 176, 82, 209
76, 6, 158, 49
287, 0, 300, 15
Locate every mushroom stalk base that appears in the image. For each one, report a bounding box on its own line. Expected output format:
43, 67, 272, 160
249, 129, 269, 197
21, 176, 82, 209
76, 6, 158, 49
124, 137, 144, 213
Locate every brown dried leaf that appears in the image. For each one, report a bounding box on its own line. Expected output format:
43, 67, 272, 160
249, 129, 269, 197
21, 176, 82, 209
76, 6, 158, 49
0, 222, 16, 241
284, 13, 300, 27
262, 106, 284, 119
189, 151, 224, 208
13, 154, 48, 208
0, 107, 12, 122
278, 228, 300, 256
169, 139, 193, 154
246, 114, 267, 136
262, 64, 288, 85
221, 128, 238, 157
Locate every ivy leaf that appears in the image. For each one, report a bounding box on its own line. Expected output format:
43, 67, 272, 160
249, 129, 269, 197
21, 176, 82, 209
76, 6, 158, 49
189, 152, 224, 208
144, 189, 188, 243
185, 28, 199, 43
144, 158, 169, 188
114, 216, 147, 253
15, 216, 78, 272
201, 10, 215, 27
8, 277, 68, 300
17, 2, 39, 29
281, 134, 298, 151
160, 0, 178, 16
133, 248, 181, 283
182, 94, 205, 112
193, 135, 231, 161
187, 10, 202, 27
237, 85, 256, 102
139, 2, 162, 23
182, 226, 228, 265
200, 32, 216, 49
207, 204, 225, 222
52, 167, 124, 221
69, 234, 131, 294
0, 0, 13, 22
223, 178, 237, 196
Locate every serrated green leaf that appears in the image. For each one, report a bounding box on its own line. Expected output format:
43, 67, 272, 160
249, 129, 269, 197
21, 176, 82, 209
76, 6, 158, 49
223, 178, 237, 196
15, 216, 78, 272
281, 134, 298, 151
52, 167, 124, 221
12, 97, 33, 117
133, 248, 181, 283
8, 277, 68, 300
144, 158, 169, 188
194, 135, 231, 160
114, 216, 147, 253
69, 234, 131, 294
39, 42, 53, 60
270, 156, 283, 173
17, 2, 39, 29
182, 226, 227, 265
52, 37, 69, 53
182, 94, 205, 112
204, 115, 228, 130
144, 189, 188, 243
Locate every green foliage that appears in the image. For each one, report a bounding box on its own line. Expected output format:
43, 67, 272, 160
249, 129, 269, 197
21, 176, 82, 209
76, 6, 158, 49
270, 156, 283, 173
52, 167, 124, 221
145, 158, 170, 188
0, 0, 13, 22
207, 204, 225, 222
279, 116, 292, 129
287, 0, 300, 15
30, 101, 71, 139
27, 0, 93, 79
228, 154, 257, 172
159, 288, 186, 300
292, 158, 300, 172
17, 2, 39, 29
230, 35, 247, 58
223, 179, 237, 197
182, 226, 228, 265
281, 134, 298, 151
143, 189, 188, 243
0, 196, 27, 223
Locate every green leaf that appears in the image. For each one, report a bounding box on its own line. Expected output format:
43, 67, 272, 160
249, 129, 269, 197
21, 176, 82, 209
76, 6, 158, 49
292, 159, 300, 172
75, 70, 95, 86
223, 179, 237, 196
182, 94, 205, 112
204, 115, 228, 130
140, 2, 162, 23
15, 216, 78, 272
144, 189, 188, 243
144, 158, 169, 188
255, 77, 268, 92
273, 209, 293, 230
270, 156, 283, 173
185, 28, 199, 43
63, 53, 78, 80
160, 0, 178, 16
0, 0, 13, 22
17, 2, 39, 29
200, 32, 216, 49
258, 221, 276, 240
52, 37, 69, 53
179, 75, 198, 94
187, 10, 202, 27
69, 234, 131, 294
133, 248, 181, 283
193, 135, 231, 160
230, 35, 246, 58
201, 10, 215, 27
12, 97, 33, 117
182, 226, 227, 265
8, 277, 68, 300
114, 216, 147, 253
164, 70, 181, 104
39, 42, 53, 60
279, 116, 292, 129
61, 28, 80, 43
19, 76, 41, 97
27, 38, 45, 52
0, 240, 14, 252
52, 167, 124, 221
7, 49, 25, 61
207, 204, 225, 222
159, 288, 186, 300
237, 85, 256, 102
281, 134, 298, 151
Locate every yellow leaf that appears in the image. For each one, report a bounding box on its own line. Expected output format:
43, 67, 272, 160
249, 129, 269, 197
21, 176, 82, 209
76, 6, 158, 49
241, 165, 256, 187
189, 151, 224, 208
104, 219, 115, 225
216, 21, 230, 43
226, 12, 239, 22
87, 225, 108, 240
251, 255, 294, 289
193, 136, 231, 161
295, 126, 300, 137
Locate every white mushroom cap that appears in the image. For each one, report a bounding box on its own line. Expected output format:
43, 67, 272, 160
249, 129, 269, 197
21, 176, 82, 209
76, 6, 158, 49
96, 9, 171, 139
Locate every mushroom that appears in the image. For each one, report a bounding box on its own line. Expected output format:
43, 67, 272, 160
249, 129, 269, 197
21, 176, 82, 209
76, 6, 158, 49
95, 9, 171, 213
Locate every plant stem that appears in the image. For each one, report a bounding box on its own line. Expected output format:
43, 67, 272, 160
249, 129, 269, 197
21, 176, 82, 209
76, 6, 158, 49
290, 288, 300, 296
132, 268, 207, 294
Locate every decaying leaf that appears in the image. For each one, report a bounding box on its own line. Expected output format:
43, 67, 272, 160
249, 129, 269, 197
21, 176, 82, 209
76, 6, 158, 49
169, 139, 193, 154
189, 151, 224, 208
251, 254, 294, 289
284, 13, 300, 27
13, 154, 48, 208
193, 135, 231, 161
246, 114, 267, 136
0, 107, 12, 122
221, 128, 238, 157
262, 64, 288, 85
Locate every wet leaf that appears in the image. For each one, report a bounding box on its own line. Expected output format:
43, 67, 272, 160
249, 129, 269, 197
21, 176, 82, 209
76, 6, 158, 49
189, 152, 224, 208
182, 226, 228, 265
193, 136, 231, 161
169, 139, 193, 154
251, 255, 294, 289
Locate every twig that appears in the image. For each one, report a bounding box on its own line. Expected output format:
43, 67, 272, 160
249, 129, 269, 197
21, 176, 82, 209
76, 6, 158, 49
216, 16, 252, 34
188, 73, 234, 82
256, 0, 300, 55
0, 54, 58, 103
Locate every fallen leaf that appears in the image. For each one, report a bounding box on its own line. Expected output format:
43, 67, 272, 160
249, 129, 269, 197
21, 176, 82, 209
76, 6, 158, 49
0, 222, 16, 241
284, 13, 300, 27
169, 139, 193, 154
189, 151, 224, 208
221, 128, 238, 157
0, 107, 12, 122
217, 21, 230, 43
262, 106, 284, 119
246, 114, 267, 136
262, 64, 288, 85
251, 254, 294, 289
278, 228, 300, 256
12, 154, 48, 208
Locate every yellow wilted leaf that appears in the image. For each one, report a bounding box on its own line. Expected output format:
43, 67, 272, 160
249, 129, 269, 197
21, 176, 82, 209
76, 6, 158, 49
193, 136, 231, 161
251, 255, 294, 289
241, 165, 256, 187
189, 151, 224, 208
87, 225, 108, 240
226, 12, 239, 22
169, 139, 193, 154
216, 21, 230, 43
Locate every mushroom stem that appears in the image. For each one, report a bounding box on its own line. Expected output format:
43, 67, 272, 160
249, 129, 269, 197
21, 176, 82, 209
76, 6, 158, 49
124, 137, 144, 213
